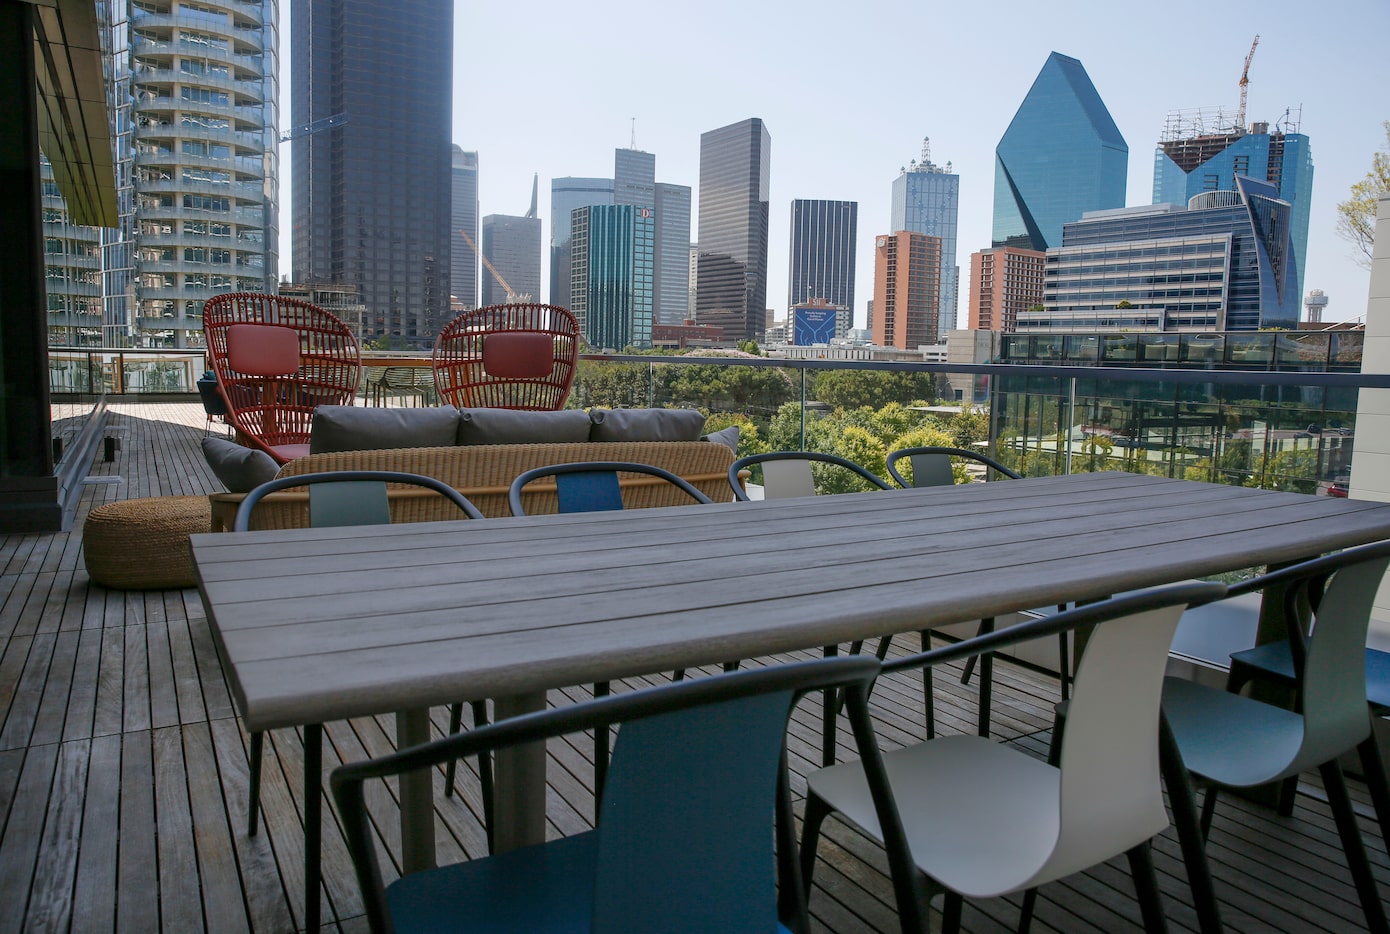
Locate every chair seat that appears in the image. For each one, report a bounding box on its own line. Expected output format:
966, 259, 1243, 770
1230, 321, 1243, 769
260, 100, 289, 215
808, 735, 1067, 897
1162, 676, 1309, 787
265, 442, 311, 463
1232, 641, 1390, 710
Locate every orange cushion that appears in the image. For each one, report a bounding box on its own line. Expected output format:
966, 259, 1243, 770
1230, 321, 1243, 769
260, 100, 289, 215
482, 332, 554, 379
227, 324, 301, 376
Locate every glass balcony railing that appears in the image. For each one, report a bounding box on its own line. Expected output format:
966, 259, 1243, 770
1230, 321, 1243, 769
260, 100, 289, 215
47, 347, 1390, 498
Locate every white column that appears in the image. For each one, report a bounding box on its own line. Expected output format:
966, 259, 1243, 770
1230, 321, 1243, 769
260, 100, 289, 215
1351, 195, 1390, 642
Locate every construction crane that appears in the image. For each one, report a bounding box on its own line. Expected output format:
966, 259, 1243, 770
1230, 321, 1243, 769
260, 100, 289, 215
279, 112, 349, 143
1236, 35, 1259, 131
458, 227, 519, 303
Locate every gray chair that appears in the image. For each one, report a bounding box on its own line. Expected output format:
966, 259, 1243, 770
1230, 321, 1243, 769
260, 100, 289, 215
233, 471, 490, 844
886, 445, 1068, 740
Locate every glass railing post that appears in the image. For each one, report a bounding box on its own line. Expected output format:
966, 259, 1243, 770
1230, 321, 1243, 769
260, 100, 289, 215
1065, 376, 1077, 475
800, 367, 807, 450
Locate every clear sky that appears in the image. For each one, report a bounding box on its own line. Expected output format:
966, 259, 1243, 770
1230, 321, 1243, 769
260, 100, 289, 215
281, 0, 1390, 329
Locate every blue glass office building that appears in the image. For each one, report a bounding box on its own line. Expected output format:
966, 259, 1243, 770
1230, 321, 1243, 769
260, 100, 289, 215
570, 204, 654, 350
1153, 121, 1313, 303
788, 199, 857, 337
891, 150, 958, 336
1020, 176, 1299, 332
549, 177, 613, 308
993, 53, 1127, 252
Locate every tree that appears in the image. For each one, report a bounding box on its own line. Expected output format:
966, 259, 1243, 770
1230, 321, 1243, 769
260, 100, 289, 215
811, 369, 935, 410
1336, 121, 1390, 268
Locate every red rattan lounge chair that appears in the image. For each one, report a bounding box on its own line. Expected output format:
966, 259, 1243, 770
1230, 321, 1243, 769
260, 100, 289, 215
432, 303, 580, 410
203, 292, 361, 464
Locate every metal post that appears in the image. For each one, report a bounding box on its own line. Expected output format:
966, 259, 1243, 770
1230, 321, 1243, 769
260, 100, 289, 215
800, 368, 807, 450
1065, 376, 1077, 475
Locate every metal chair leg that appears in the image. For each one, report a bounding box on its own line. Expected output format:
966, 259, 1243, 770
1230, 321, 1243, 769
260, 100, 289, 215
1320, 759, 1390, 933
303, 723, 323, 932
1159, 713, 1223, 934
247, 729, 263, 837
1127, 841, 1168, 933
443, 702, 464, 797
593, 681, 611, 816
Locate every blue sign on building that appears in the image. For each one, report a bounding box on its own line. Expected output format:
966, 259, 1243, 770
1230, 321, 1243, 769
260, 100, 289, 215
793, 306, 837, 345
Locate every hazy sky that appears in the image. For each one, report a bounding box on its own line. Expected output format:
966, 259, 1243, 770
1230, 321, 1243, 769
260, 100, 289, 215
280, 0, 1390, 328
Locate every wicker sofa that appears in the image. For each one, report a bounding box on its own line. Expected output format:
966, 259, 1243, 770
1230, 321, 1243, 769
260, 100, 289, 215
208, 439, 738, 530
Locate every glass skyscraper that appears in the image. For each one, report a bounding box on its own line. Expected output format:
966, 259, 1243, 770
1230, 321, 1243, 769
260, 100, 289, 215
1153, 117, 1313, 305
450, 146, 478, 310
993, 52, 1127, 252
570, 204, 654, 350
653, 182, 692, 325
549, 176, 613, 309
480, 214, 542, 306
891, 142, 959, 337
788, 199, 857, 335
292, 0, 452, 348
696, 117, 770, 344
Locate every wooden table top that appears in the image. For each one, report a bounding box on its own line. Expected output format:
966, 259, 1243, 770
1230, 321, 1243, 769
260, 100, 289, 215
191, 472, 1390, 731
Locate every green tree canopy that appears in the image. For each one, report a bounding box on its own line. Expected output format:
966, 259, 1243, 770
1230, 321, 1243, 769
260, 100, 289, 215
811, 369, 936, 410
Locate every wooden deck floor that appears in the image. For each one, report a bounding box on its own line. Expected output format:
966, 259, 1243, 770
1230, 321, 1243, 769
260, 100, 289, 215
2, 401, 1388, 932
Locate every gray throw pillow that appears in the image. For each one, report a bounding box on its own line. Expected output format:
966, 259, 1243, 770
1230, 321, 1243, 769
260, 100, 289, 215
589, 408, 707, 442
456, 408, 592, 445
202, 436, 279, 493
310, 405, 460, 453
702, 425, 740, 452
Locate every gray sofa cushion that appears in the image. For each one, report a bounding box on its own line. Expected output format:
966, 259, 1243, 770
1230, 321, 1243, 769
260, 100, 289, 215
589, 408, 707, 442
456, 408, 592, 445
310, 405, 461, 453
703, 425, 740, 452
202, 436, 279, 493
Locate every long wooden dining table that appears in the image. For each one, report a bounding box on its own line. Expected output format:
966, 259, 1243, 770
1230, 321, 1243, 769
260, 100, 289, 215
191, 470, 1390, 927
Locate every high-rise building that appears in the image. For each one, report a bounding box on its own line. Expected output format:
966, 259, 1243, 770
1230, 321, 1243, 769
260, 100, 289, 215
614, 148, 655, 207
696, 118, 770, 344
480, 214, 542, 306
653, 182, 692, 326
1153, 112, 1313, 302
292, 0, 452, 348
46, 0, 280, 348
891, 139, 959, 337
1017, 177, 1300, 332
550, 176, 613, 308
872, 231, 941, 350
968, 247, 1046, 332
788, 199, 857, 339
569, 204, 654, 350
450, 146, 478, 310
993, 52, 1127, 252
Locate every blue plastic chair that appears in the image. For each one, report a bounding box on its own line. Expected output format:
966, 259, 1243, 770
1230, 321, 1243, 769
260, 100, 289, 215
331, 656, 886, 934
1161, 541, 1390, 933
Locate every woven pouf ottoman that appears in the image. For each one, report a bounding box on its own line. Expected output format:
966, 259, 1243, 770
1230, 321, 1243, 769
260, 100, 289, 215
83, 496, 210, 590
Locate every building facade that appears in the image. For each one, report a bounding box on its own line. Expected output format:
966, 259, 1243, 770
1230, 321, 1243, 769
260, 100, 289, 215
788, 199, 856, 340
872, 231, 941, 350
653, 182, 692, 326
696, 118, 770, 344
292, 0, 451, 348
967, 246, 1045, 332
549, 176, 613, 309
613, 148, 655, 208
42, 158, 105, 345
480, 214, 542, 306
993, 52, 1127, 252
891, 141, 958, 337
450, 146, 478, 310
1017, 177, 1300, 332
569, 204, 654, 350
1153, 113, 1313, 302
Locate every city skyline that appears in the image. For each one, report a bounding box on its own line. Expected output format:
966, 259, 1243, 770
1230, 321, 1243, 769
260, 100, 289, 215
276, 1, 1388, 331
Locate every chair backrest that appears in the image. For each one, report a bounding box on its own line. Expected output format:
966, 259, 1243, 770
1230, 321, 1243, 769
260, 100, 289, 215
233, 470, 484, 531
728, 451, 891, 502
885, 446, 1021, 489
432, 303, 580, 410
509, 461, 714, 516
330, 656, 882, 934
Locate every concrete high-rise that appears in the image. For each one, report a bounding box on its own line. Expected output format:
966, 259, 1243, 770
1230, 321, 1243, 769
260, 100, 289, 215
891, 139, 959, 337
570, 204, 654, 350
968, 247, 1045, 332
614, 148, 655, 208
653, 182, 692, 326
1153, 111, 1313, 303
480, 214, 542, 306
993, 52, 1127, 252
450, 146, 479, 310
292, 0, 452, 348
788, 199, 857, 338
550, 176, 613, 308
872, 231, 941, 350
696, 118, 770, 343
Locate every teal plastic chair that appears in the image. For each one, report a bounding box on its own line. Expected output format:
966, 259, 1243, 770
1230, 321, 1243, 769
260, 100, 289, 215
1161, 541, 1390, 933
331, 656, 886, 934
802, 581, 1223, 934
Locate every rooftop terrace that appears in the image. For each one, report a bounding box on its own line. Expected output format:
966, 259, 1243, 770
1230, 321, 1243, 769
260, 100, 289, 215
1, 402, 1387, 931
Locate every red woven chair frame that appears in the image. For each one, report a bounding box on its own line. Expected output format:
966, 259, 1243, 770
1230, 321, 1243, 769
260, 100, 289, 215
432, 303, 580, 411
203, 292, 361, 463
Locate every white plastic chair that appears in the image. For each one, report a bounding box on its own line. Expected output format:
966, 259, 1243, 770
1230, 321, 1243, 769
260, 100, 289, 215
800, 581, 1222, 933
